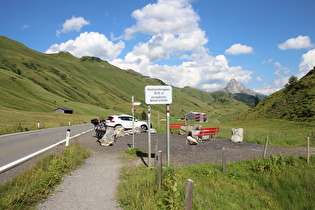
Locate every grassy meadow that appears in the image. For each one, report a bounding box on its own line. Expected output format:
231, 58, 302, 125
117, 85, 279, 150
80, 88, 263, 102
118, 151, 315, 209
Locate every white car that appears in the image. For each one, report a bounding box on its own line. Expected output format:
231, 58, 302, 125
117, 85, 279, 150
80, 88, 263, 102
106, 114, 148, 132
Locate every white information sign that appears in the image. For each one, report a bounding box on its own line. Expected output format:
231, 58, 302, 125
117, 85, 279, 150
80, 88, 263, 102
145, 86, 172, 104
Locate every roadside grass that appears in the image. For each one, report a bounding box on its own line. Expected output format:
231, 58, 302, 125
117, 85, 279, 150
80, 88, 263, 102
118, 153, 315, 209
0, 144, 90, 209
0, 108, 99, 135
218, 119, 315, 147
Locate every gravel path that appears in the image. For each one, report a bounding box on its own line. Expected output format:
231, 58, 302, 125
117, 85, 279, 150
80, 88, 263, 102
37, 151, 122, 209
37, 132, 125, 210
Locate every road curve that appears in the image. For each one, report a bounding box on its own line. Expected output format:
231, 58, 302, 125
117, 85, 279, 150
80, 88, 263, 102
0, 124, 94, 168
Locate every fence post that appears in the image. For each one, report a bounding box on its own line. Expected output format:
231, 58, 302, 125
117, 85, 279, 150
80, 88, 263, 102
185, 179, 194, 210
222, 147, 226, 173
307, 137, 310, 164
158, 150, 162, 189
263, 137, 269, 158
65, 129, 71, 146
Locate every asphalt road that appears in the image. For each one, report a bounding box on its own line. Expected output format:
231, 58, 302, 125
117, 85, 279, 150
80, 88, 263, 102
0, 124, 94, 168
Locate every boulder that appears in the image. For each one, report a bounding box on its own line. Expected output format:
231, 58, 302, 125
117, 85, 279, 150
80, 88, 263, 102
100, 127, 115, 146
231, 128, 243, 142
115, 126, 125, 137
180, 125, 194, 135
149, 128, 157, 134
186, 136, 199, 145
134, 127, 142, 134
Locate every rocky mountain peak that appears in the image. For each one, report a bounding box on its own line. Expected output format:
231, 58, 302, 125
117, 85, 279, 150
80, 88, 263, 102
222, 79, 258, 96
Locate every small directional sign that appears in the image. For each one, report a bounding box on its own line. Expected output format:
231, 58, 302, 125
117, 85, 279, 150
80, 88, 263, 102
132, 102, 141, 108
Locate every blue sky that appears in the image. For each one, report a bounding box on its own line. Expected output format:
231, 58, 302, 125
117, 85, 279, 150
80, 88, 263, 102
1, 0, 315, 95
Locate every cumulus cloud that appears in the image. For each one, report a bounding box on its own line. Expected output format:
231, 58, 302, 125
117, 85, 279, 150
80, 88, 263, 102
225, 43, 254, 55
46, 0, 253, 91
46, 32, 125, 60
112, 53, 252, 90
278, 35, 314, 50
123, 0, 199, 40
56, 16, 90, 36
111, 0, 252, 90
297, 48, 315, 78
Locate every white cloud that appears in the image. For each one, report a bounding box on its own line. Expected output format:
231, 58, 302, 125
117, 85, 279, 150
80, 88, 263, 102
274, 62, 291, 75
123, 0, 199, 40
225, 43, 254, 55
56, 16, 90, 36
258, 48, 315, 95
110, 0, 252, 91
271, 62, 291, 89
278, 35, 314, 50
254, 85, 280, 96
262, 58, 272, 64
46, 32, 125, 60
297, 48, 315, 78
112, 53, 252, 90
47, 0, 254, 92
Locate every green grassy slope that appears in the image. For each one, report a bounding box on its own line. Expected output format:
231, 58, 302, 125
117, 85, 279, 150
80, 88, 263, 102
0, 36, 249, 125
234, 68, 315, 122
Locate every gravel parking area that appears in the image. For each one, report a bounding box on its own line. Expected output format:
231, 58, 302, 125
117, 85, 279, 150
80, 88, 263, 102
106, 132, 306, 166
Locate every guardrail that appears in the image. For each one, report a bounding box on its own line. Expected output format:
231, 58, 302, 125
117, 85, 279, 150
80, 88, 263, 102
0, 128, 93, 173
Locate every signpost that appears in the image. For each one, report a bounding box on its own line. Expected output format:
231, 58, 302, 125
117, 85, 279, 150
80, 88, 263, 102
145, 86, 172, 104
145, 86, 172, 167
131, 96, 141, 148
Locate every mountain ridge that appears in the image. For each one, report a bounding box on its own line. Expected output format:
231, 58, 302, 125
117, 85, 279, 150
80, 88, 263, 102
0, 36, 249, 121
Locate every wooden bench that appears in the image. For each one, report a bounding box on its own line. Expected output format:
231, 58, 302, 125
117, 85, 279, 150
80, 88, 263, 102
169, 123, 187, 130
194, 127, 220, 141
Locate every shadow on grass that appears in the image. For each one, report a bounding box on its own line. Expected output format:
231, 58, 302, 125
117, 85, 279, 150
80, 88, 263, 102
127, 143, 155, 167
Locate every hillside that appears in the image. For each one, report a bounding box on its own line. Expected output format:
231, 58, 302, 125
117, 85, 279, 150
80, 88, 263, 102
234, 67, 315, 122
0, 36, 249, 122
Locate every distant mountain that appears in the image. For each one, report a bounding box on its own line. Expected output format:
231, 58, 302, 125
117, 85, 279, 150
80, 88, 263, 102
222, 79, 264, 97
234, 68, 315, 122
217, 79, 266, 107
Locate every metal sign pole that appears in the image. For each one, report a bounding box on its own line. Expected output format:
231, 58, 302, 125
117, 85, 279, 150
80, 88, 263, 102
132, 95, 135, 148
145, 85, 172, 168
166, 104, 170, 165
148, 105, 151, 168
